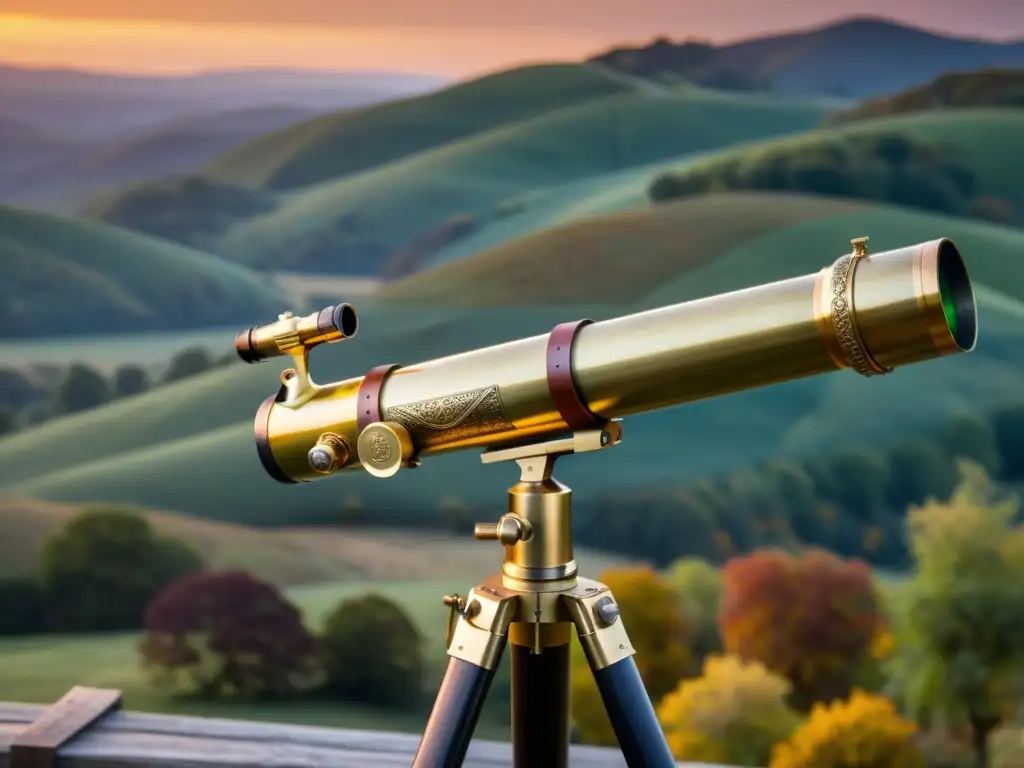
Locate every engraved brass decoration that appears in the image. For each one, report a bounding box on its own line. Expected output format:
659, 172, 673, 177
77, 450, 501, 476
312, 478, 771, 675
386, 385, 515, 448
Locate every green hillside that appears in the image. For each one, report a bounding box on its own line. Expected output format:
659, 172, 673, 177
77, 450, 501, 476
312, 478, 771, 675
205, 64, 635, 190
0, 204, 286, 337
2, 193, 1022, 523
378, 191, 1024, 306
823, 69, 1024, 127
649, 109, 1024, 214
407, 107, 1024, 274
212, 89, 831, 273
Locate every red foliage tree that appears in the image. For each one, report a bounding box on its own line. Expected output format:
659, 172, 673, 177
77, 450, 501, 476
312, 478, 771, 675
719, 549, 882, 709
140, 570, 321, 699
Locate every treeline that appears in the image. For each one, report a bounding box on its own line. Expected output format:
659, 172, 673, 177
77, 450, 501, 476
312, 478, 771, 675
648, 132, 1020, 227
576, 405, 1024, 569
0, 346, 237, 437
0, 507, 428, 711
823, 68, 1024, 127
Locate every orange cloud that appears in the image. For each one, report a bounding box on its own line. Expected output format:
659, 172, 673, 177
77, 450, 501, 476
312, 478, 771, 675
0, 14, 610, 76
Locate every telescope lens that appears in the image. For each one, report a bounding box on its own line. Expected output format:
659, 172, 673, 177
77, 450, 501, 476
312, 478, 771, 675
332, 304, 358, 338
936, 239, 977, 351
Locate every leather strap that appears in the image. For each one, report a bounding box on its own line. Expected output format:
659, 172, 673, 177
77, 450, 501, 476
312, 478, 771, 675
546, 320, 606, 431
357, 364, 402, 432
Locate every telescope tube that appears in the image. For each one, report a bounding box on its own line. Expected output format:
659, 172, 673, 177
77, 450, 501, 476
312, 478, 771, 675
248, 239, 976, 484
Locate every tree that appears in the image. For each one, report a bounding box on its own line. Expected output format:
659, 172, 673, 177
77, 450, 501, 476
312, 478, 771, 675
571, 566, 693, 746
320, 593, 423, 708
0, 405, 14, 437
769, 691, 925, 768
657, 655, 801, 766
990, 404, 1024, 481
113, 364, 151, 398
884, 439, 957, 510
0, 577, 47, 635
665, 558, 723, 663
53, 363, 109, 415
162, 347, 212, 384
939, 410, 1002, 477
141, 569, 321, 699
886, 461, 1024, 768
0, 367, 40, 409
38, 507, 203, 632
720, 549, 883, 710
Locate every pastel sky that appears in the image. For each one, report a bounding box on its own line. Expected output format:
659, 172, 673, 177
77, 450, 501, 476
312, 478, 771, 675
1, 1, 1021, 77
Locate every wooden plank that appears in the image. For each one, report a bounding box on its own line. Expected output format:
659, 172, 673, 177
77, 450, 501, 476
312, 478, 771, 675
0, 702, 731, 767
8, 688, 121, 768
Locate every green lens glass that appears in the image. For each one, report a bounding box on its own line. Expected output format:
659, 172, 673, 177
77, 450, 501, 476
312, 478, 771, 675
939, 266, 959, 341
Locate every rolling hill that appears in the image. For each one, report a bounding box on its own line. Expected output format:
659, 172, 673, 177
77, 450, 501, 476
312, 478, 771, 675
0, 64, 445, 143
0, 105, 331, 211
0, 204, 287, 338
202, 64, 636, 190
3, 193, 1023, 524
591, 17, 1024, 98
823, 68, 1024, 126
93, 84, 832, 273
643, 108, 1024, 216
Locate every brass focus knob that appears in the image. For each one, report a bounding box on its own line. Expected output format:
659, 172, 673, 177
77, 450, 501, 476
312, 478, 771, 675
307, 433, 351, 474
357, 421, 416, 478
474, 515, 530, 546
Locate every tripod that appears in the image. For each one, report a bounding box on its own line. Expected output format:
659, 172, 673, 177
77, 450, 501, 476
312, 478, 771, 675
410, 420, 677, 768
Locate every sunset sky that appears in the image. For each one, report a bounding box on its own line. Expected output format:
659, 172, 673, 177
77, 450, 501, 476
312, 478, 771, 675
1, 1, 1021, 77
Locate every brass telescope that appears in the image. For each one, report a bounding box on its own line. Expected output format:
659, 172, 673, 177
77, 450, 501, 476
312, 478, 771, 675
237, 236, 977, 768
238, 237, 976, 484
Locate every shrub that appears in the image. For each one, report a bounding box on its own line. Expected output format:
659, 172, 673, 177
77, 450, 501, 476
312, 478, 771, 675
141, 569, 320, 699
162, 347, 212, 384
571, 566, 692, 746
720, 549, 882, 710
39, 507, 203, 632
657, 655, 801, 766
53, 363, 108, 415
769, 691, 925, 768
113, 364, 151, 398
665, 558, 723, 663
0, 577, 48, 635
0, 405, 14, 437
320, 593, 424, 708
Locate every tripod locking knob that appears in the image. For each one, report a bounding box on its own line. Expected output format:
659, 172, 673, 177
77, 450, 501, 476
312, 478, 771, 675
594, 596, 621, 626
474, 514, 531, 546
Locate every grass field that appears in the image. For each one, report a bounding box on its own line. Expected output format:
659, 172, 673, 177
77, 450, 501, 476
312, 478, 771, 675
0, 579, 514, 738
0, 496, 629, 585
0, 203, 286, 338
3, 192, 1023, 524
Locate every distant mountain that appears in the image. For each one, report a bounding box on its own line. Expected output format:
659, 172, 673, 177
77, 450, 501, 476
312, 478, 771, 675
589, 16, 1024, 98
0, 65, 447, 141
0, 65, 446, 210
0, 104, 330, 210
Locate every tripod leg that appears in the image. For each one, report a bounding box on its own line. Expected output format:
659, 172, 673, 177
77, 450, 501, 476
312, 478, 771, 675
564, 583, 677, 768
509, 623, 572, 768
413, 656, 504, 768
412, 585, 518, 768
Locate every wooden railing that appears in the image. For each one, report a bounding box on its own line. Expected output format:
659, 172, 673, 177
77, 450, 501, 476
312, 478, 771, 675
0, 686, 728, 767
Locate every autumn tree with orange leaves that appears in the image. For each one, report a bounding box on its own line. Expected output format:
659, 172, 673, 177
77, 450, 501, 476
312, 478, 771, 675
719, 549, 882, 710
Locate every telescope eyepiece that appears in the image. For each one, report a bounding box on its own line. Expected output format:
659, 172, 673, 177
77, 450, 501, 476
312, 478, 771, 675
235, 303, 359, 364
